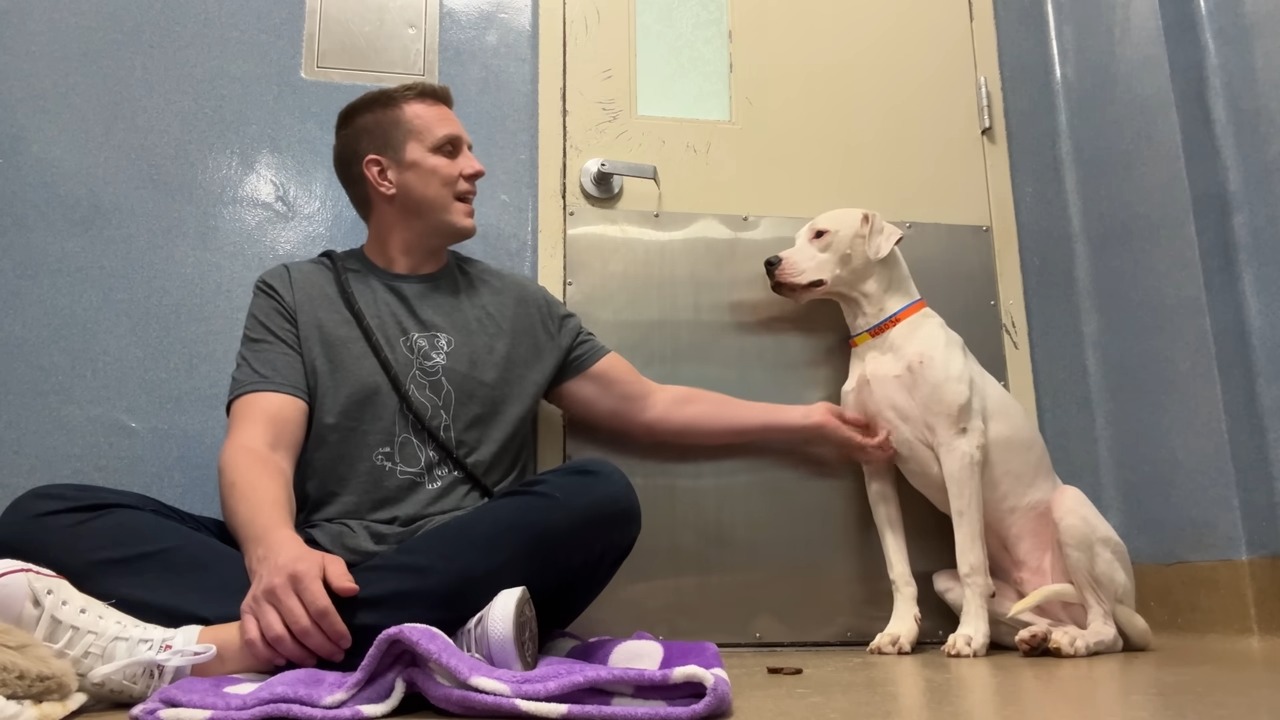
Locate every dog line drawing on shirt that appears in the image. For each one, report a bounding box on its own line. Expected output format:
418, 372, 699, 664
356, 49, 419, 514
373, 331, 464, 488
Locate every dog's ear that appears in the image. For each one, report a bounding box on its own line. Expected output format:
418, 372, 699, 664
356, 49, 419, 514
400, 335, 416, 355
863, 211, 904, 261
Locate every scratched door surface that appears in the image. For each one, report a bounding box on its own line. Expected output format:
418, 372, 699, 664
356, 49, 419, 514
559, 0, 1004, 645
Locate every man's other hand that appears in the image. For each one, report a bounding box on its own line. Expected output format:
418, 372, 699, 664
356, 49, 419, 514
239, 536, 360, 668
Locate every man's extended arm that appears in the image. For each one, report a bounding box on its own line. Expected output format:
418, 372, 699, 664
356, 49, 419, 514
546, 352, 893, 461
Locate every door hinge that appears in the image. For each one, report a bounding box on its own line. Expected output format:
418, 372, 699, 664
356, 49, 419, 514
977, 76, 992, 134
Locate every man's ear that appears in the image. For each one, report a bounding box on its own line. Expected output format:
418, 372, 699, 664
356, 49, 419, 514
364, 155, 396, 198
864, 211, 904, 261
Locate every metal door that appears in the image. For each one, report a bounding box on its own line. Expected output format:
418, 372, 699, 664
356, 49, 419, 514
559, 0, 1009, 646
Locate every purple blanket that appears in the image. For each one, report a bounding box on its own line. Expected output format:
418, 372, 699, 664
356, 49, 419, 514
131, 624, 732, 720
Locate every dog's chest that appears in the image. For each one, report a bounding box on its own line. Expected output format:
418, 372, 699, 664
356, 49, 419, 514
843, 350, 952, 508
842, 350, 927, 426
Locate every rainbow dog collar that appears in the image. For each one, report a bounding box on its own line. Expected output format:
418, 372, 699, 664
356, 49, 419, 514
849, 298, 928, 348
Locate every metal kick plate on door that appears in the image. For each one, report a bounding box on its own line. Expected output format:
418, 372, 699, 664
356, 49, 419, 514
562, 207, 1006, 646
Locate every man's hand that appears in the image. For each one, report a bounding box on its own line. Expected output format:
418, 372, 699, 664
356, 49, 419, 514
804, 402, 895, 464
240, 535, 360, 668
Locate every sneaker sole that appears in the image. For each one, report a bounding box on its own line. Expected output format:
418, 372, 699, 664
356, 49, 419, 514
486, 587, 539, 672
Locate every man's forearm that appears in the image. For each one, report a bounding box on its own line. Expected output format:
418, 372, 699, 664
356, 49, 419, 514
551, 352, 889, 463
629, 384, 818, 447
219, 443, 301, 567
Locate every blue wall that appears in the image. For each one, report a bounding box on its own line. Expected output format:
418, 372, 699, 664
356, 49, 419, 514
0, 0, 537, 516
993, 0, 1280, 563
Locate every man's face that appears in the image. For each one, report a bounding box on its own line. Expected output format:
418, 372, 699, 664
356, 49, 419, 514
385, 101, 486, 243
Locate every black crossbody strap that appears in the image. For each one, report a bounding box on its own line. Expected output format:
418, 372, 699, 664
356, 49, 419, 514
319, 249, 494, 499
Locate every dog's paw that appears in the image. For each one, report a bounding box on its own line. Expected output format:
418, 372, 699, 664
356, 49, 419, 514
867, 608, 920, 655
1015, 624, 1051, 656
1047, 626, 1089, 658
942, 631, 989, 658
867, 630, 916, 655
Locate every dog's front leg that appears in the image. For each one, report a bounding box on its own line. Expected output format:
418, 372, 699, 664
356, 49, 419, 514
864, 462, 921, 654
938, 434, 994, 658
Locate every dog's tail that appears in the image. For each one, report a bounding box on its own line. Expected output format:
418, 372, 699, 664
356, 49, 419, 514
1006, 582, 1079, 617
1006, 583, 1153, 651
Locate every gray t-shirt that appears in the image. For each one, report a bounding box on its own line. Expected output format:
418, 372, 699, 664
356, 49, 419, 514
226, 247, 610, 565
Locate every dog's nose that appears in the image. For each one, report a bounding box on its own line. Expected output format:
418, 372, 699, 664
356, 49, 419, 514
764, 255, 782, 276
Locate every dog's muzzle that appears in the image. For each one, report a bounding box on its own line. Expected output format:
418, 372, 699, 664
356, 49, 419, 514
764, 255, 782, 279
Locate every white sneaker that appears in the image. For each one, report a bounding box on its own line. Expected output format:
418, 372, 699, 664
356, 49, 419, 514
452, 586, 538, 672
0, 560, 217, 705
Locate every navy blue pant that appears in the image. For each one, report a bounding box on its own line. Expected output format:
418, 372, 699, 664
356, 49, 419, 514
0, 458, 641, 671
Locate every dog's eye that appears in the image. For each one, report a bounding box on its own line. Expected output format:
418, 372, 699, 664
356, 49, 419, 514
813, 229, 828, 240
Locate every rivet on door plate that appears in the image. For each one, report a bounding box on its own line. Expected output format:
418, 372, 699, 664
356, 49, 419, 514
568, 210, 575, 216
905, 222, 913, 229
982, 226, 990, 232
567, 280, 574, 286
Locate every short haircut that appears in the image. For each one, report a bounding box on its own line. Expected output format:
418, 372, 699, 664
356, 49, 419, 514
332, 82, 455, 222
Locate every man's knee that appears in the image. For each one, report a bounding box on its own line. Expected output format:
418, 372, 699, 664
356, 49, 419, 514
0, 483, 124, 553
555, 458, 642, 545
0, 484, 75, 555
1, 483, 93, 522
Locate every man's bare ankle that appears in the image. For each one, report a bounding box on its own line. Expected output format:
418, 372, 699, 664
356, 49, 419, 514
193, 622, 273, 676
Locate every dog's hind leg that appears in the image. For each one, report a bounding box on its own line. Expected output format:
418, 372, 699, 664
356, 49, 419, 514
1044, 485, 1151, 656
932, 570, 1067, 653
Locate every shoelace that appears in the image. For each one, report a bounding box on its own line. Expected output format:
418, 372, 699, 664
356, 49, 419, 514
30, 581, 214, 699
87, 643, 217, 697
456, 613, 490, 662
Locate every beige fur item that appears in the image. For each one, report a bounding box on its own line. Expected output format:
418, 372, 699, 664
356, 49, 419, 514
0, 622, 76, 702
0, 623, 86, 720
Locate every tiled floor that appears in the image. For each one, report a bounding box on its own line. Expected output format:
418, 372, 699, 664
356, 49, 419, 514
79, 634, 1278, 720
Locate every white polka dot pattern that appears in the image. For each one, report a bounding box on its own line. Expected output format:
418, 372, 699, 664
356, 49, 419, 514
605, 639, 665, 670
512, 698, 570, 718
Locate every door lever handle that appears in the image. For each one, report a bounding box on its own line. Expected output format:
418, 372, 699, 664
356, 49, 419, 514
580, 158, 659, 200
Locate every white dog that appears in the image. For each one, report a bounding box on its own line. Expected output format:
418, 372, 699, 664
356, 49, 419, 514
764, 208, 1152, 658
